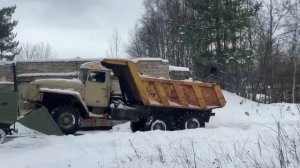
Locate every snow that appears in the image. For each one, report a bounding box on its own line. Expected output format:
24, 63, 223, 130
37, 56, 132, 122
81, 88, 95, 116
35, 78, 82, 84
40, 88, 81, 96
149, 100, 162, 105
255, 93, 270, 103
0, 61, 15, 65
1, 91, 300, 167
0, 81, 13, 85
133, 57, 169, 63
169, 65, 189, 72
168, 101, 181, 107
16, 58, 99, 63
18, 72, 77, 77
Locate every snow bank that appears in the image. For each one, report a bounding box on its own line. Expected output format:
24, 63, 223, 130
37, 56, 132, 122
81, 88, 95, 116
209, 91, 299, 128
1, 90, 300, 168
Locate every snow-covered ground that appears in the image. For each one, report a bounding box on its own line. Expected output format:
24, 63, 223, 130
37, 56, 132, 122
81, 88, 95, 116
1, 91, 300, 168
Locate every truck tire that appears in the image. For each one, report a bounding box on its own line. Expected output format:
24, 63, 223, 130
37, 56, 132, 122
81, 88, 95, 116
0, 129, 6, 144
179, 113, 205, 130
130, 120, 145, 132
150, 119, 167, 130
52, 105, 80, 135
145, 116, 170, 131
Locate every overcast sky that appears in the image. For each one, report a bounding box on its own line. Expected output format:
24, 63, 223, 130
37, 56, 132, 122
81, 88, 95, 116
1, 0, 144, 59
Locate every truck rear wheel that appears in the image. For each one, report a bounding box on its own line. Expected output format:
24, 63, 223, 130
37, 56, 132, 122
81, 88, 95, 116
179, 113, 205, 129
145, 116, 170, 131
150, 119, 167, 130
52, 106, 80, 135
0, 129, 6, 144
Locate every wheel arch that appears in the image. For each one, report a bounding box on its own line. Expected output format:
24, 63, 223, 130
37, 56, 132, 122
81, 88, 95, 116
40, 91, 89, 119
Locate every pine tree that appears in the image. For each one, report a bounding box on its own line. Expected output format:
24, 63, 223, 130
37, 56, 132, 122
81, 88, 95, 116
185, 0, 260, 94
0, 6, 20, 61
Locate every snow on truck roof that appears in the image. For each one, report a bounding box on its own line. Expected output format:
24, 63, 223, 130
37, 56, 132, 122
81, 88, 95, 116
102, 58, 169, 63
84, 58, 165, 68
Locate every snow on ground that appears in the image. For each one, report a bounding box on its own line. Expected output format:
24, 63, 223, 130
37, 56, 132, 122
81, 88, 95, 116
1, 91, 300, 168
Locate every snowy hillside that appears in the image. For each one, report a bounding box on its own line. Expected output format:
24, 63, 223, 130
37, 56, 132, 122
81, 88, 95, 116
1, 91, 300, 168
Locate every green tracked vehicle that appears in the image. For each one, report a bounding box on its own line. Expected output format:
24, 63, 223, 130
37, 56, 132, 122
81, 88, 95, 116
0, 63, 63, 143
0, 81, 18, 143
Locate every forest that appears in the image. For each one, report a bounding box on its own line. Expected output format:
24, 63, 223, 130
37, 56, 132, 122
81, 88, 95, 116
126, 0, 300, 103
1, 0, 300, 103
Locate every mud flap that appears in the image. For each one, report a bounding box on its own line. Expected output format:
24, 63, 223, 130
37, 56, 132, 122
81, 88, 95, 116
18, 107, 63, 136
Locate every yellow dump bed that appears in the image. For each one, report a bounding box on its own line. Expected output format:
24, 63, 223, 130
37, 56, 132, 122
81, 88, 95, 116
101, 59, 225, 110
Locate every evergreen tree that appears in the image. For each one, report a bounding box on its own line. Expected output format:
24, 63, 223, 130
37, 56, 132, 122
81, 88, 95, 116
185, 0, 260, 94
0, 6, 20, 61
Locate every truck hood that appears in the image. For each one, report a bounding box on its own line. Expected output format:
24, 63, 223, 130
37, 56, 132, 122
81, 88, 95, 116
32, 78, 84, 93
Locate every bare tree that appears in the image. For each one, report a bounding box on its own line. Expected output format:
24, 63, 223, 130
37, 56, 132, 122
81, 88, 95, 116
126, 25, 144, 58
126, 0, 192, 67
252, 0, 295, 102
16, 42, 55, 60
284, 0, 300, 103
107, 29, 122, 58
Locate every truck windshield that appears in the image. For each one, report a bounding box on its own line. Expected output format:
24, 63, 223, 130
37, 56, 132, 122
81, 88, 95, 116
79, 69, 89, 83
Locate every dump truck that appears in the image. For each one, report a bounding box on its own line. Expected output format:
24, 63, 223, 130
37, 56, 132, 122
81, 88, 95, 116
0, 63, 63, 143
25, 59, 225, 134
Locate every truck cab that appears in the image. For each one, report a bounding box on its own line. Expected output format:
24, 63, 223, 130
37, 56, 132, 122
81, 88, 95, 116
79, 61, 112, 109
25, 61, 117, 134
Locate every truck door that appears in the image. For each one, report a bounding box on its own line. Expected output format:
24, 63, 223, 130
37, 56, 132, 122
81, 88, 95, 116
84, 71, 109, 107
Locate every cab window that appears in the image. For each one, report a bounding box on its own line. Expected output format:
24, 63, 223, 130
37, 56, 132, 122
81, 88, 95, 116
88, 72, 106, 83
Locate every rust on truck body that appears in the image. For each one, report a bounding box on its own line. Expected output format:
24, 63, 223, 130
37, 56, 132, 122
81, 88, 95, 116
101, 59, 225, 110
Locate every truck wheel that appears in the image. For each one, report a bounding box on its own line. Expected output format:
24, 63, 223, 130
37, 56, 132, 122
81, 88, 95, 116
52, 106, 80, 135
179, 113, 205, 130
151, 120, 167, 130
0, 129, 6, 144
130, 120, 145, 132
145, 116, 170, 131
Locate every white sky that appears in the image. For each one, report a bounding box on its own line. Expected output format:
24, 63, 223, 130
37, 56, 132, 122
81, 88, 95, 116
0, 0, 144, 59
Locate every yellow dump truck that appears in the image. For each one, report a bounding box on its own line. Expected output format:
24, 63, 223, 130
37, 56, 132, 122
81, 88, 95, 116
25, 59, 225, 134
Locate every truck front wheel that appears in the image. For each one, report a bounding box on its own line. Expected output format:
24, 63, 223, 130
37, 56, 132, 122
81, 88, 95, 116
52, 106, 80, 135
130, 119, 146, 132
